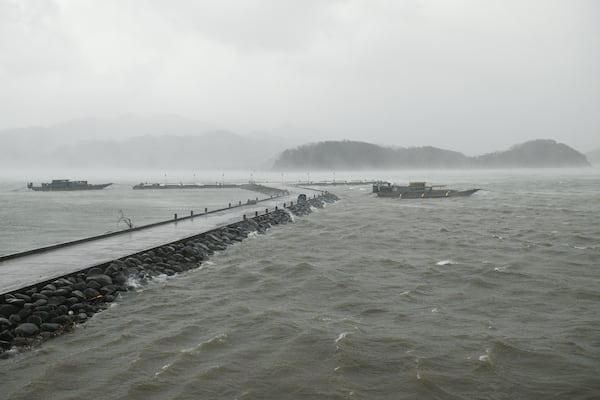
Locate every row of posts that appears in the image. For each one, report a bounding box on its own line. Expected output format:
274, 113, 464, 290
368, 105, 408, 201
171, 191, 319, 221
172, 199, 298, 221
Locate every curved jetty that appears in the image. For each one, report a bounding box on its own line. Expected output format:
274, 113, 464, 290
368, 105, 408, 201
0, 192, 338, 356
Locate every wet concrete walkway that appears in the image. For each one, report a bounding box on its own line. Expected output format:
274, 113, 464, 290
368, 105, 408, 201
0, 195, 294, 294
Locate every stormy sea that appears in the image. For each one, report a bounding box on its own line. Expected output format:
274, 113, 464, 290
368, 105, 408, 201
1, 169, 599, 399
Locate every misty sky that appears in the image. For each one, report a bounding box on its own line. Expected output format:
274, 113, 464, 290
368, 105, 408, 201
1, 0, 599, 154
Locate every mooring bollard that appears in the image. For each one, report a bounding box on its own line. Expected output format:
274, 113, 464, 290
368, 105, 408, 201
239, 201, 242, 206
190, 210, 194, 217
275, 206, 278, 211
255, 211, 258, 217
265, 208, 268, 214
243, 214, 247, 220
205, 207, 208, 213
229, 203, 231, 208
174, 213, 178, 220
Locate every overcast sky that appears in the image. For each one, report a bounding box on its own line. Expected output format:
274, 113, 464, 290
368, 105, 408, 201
1, 0, 598, 154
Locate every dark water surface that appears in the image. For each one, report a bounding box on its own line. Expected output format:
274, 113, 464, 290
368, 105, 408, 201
1, 170, 599, 399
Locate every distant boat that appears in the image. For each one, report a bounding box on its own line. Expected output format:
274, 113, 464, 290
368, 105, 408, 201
373, 181, 479, 198
27, 179, 112, 191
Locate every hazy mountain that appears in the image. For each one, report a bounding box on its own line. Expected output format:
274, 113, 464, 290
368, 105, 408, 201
0, 116, 291, 170
586, 148, 600, 165
1, 116, 590, 171
273, 139, 590, 170
473, 139, 590, 167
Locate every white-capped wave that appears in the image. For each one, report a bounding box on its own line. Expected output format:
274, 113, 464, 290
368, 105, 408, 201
436, 260, 456, 266
479, 348, 491, 363
126, 276, 145, 292
335, 331, 350, 344
154, 363, 172, 377
205, 332, 228, 345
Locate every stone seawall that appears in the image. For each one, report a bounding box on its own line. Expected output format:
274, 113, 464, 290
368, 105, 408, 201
0, 192, 339, 356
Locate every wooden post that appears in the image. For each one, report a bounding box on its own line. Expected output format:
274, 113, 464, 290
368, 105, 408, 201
190, 210, 194, 217
243, 214, 247, 220
255, 211, 258, 217
205, 207, 208, 213
174, 213, 178, 220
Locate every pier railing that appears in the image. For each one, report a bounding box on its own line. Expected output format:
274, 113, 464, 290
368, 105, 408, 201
0, 192, 288, 263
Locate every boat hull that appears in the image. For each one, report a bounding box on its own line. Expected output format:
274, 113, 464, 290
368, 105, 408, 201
29, 183, 112, 191
375, 186, 479, 199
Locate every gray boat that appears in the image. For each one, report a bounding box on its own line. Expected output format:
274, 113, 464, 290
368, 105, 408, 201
27, 179, 112, 191
373, 181, 479, 198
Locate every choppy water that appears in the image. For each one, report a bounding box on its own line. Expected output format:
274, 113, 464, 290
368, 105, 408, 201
1, 169, 600, 399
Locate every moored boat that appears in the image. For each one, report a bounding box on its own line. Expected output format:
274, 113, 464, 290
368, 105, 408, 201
373, 181, 479, 198
27, 180, 112, 191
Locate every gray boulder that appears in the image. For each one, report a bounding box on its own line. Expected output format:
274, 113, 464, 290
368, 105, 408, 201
15, 323, 39, 337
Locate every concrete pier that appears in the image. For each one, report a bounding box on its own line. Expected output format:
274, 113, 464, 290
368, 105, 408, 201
0, 195, 292, 294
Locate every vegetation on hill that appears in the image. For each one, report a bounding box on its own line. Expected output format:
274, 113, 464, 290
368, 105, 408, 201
273, 139, 590, 170
473, 140, 590, 167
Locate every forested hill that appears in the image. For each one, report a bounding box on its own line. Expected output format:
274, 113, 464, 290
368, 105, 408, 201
272, 139, 590, 170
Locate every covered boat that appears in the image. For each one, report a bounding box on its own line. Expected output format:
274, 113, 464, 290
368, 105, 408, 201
373, 181, 479, 198
27, 179, 112, 191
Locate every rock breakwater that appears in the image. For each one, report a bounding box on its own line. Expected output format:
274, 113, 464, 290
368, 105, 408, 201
287, 191, 339, 216
0, 193, 338, 356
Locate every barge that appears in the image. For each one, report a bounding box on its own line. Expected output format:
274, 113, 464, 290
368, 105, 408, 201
373, 181, 479, 198
27, 180, 112, 191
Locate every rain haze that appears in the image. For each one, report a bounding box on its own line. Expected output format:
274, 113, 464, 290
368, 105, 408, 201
0, 0, 599, 167
3, 3, 600, 398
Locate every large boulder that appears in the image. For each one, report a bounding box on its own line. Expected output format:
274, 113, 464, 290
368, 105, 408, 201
15, 323, 39, 337
83, 288, 100, 300
86, 274, 113, 286
0, 304, 18, 318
